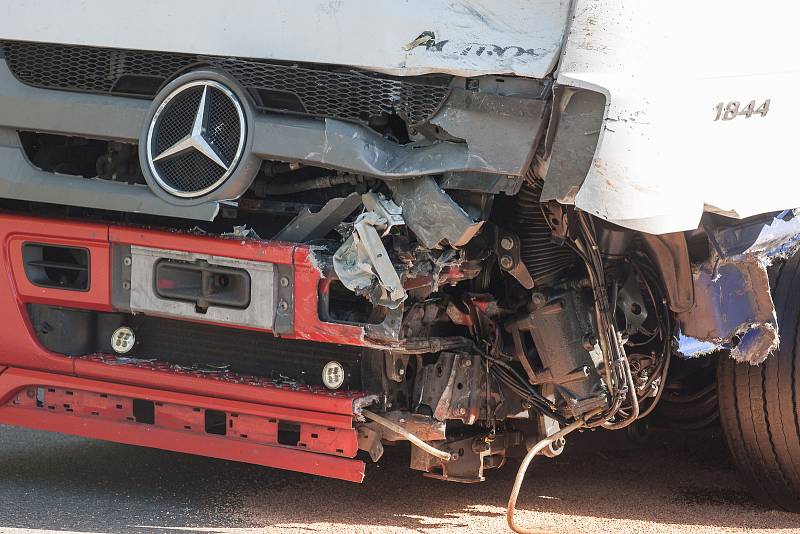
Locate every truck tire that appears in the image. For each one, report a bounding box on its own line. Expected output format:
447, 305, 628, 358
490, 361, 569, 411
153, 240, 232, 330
718, 254, 800, 512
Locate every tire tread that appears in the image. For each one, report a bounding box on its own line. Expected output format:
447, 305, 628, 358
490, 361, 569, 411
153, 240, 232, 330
719, 255, 800, 511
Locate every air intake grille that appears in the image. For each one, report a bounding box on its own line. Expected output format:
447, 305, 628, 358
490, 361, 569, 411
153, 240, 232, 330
22, 243, 90, 291
0, 40, 451, 126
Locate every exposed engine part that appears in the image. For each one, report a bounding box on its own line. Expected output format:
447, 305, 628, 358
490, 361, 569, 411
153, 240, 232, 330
411, 431, 524, 483
361, 409, 453, 462
505, 290, 608, 417
491, 227, 534, 289
514, 177, 577, 286
413, 352, 487, 424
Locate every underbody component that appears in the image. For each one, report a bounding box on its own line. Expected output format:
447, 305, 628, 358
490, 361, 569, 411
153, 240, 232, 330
411, 431, 525, 483
0, 367, 367, 482
505, 291, 607, 418
414, 352, 487, 424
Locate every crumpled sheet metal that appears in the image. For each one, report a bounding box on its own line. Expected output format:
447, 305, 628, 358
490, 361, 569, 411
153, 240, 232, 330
333, 211, 407, 310
678, 212, 800, 364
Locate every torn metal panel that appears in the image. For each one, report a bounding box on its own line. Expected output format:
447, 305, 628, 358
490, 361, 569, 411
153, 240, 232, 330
388, 177, 484, 249
706, 210, 800, 260
679, 259, 777, 363
361, 193, 404, 236
429, 88, 549, 176
676, 214, 800, 363
274, 193, 362, 243
333, 208, 407, 310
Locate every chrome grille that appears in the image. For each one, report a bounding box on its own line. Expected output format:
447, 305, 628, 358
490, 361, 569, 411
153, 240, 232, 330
149, 83, 244, 196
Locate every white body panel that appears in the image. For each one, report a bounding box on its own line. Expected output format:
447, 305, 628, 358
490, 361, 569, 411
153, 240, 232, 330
560, 1, 800, 233
0, 0, 569, 78
2, 1, 798, 234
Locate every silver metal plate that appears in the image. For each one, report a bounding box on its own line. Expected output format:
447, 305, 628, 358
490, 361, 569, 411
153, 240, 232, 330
129, 245, 275, 330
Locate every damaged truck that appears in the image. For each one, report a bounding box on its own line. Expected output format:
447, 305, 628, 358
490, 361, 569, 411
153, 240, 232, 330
0, 1, 799, 531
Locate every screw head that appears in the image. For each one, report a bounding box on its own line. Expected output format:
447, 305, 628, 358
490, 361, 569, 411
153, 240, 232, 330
278, 300, 289, 311
122, 281, 131, 291
123, 257, 132, 267
279, 276, 290, 287
499, 255, 514, 270
500, 236, 514, 251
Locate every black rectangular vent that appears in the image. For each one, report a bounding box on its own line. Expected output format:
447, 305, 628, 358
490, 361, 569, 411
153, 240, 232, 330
22, 243, 89, 291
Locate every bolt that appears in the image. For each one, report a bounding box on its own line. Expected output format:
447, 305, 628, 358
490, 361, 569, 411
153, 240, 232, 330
461, 359, 472, 368
458, 407, 467, 416
122, 281, 131, 291
499, 255, 514, 270
500, 236, 514, 251
123, 257, 132, 267
279, 276, 290, 287
278, 300, 289, 311
531, 293, 547, 307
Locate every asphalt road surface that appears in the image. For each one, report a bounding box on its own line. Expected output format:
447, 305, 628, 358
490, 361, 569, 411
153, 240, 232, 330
0, 423, 798, 534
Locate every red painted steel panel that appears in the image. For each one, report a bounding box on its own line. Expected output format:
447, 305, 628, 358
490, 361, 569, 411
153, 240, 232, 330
0, 367, 365, 482
74, 355, 362, 420
0, 213, 373, 480
292, 247, 365, 346
0, 406, 364, 482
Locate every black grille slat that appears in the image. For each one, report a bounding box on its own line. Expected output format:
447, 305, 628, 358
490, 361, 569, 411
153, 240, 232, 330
1, 40, 451, 126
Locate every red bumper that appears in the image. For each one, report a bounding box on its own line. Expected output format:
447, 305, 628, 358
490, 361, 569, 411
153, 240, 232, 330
0, 213, 370, 481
